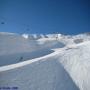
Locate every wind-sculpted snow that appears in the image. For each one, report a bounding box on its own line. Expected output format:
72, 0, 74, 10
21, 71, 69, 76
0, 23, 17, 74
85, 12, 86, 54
0, 32, 90, 90
0, 33, 40, 55
0, 57, 79, 90
0, 33, 65, 55
58, 41, 90, 90
0, 48, 54, 66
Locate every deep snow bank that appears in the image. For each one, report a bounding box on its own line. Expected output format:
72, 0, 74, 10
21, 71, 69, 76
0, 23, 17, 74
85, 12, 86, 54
0, 55, 79, 90
0, 48, 54, 66
0, 32, 90, 90
0, 33, 39, 55
58, 41, 90, 90
0, 32, 65, 66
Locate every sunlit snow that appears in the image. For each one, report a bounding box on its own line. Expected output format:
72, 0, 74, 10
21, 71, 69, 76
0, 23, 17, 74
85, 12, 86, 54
0, 32, 90, 90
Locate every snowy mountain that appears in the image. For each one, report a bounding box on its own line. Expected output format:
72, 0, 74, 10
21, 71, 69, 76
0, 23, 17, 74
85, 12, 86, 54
0, 32, 90, 90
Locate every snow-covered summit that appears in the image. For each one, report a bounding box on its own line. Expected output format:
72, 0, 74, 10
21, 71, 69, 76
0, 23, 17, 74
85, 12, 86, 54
0, 32, 90, 90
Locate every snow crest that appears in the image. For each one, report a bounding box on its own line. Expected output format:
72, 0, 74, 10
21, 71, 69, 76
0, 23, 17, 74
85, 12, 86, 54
0, 32, 90, 90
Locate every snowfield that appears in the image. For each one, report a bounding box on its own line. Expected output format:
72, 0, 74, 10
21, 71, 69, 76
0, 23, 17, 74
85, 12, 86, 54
0, 32, 90, 90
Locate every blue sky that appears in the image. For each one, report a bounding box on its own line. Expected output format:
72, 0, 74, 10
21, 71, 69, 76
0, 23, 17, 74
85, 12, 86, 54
0, 0, 89, 34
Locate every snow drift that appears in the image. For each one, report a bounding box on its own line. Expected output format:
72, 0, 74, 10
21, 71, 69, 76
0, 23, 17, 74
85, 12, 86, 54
0, 32, 90, 90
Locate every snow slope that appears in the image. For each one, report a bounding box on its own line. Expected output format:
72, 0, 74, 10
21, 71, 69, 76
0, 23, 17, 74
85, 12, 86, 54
0, 32, 90, 90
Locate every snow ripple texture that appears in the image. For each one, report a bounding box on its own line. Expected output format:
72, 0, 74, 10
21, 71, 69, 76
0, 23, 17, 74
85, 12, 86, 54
0, 32, 90, 90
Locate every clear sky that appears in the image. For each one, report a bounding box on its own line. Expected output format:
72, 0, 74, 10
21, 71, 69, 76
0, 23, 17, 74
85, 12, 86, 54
0, 0, 89, 34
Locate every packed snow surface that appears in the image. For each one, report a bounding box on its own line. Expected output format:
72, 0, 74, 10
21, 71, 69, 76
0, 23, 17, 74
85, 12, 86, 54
0, 32, 90, 90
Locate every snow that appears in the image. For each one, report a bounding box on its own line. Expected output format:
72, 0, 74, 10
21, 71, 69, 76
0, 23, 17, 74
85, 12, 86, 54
22, 34, 29, 39
0, 32, 90, 90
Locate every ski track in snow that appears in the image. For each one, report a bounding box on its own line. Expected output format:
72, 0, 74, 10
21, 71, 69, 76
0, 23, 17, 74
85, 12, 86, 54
0, 32, 90, 90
